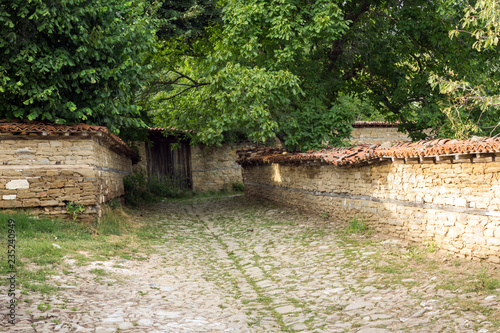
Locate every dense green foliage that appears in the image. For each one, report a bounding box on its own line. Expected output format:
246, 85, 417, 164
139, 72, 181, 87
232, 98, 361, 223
154, 0, 221, 41
146, 0, 498, 150
1, 0, 498, 147
0, 0, 156, 134
433, 0, 500, 138
150, 0, 354, 151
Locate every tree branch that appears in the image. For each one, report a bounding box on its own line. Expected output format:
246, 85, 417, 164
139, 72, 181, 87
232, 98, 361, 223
158, 81, 210, 101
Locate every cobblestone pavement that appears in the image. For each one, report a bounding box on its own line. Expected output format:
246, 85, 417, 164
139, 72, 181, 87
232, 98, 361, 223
2, 195, 500, 332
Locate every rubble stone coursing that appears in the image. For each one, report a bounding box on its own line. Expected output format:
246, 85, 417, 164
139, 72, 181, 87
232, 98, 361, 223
133, 141, 245, 192
0, 136, 132, 220
191, 144, 245, 191
242, 159, 500, 263
350, 126, 409, 144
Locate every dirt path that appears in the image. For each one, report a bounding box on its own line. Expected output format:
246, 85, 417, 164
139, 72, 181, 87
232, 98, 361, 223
2, 195, 500, 332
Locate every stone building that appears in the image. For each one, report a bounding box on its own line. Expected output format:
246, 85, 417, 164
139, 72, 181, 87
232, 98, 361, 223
350, 121, 409, 144
0, 121, 136, 220
134, 122, 408, 192
134, 128, 245, 192
0, 120, 409, 221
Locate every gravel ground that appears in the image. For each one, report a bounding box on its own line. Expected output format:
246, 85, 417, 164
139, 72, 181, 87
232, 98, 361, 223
2, 194, 500, 332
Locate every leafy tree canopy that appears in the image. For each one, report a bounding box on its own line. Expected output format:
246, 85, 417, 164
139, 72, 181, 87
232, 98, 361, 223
432, 0, 500, 139
146, 0, 496, 151
0, 0, 156, 135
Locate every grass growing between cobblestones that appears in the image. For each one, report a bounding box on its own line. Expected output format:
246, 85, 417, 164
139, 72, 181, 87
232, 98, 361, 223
0, 207, 153, 295
5, 194, 500, 332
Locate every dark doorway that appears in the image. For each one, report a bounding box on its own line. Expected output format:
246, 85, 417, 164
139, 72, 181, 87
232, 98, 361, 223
146, 131, 192, 190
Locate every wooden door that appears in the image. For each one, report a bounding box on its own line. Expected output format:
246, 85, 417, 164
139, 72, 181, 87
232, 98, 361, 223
146, 135, 192, 190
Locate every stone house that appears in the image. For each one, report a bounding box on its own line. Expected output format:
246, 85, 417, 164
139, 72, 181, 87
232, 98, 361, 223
0, 121, 136, 220
0, 120, 409, 221
134, 122, 408, 192
134, 128, 246, 192
350, 121, 409, 144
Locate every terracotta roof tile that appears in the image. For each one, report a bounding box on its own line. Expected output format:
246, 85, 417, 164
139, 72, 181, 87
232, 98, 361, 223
352, 121, 399, 128
147, 127, 195, 134
237, 136, 500, 167
0, 121, 137, 161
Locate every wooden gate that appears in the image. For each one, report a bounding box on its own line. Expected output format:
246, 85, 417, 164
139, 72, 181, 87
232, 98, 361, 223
146, 133, 192, 189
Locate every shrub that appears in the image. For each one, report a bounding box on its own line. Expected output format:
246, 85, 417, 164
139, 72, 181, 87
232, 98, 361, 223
123, 171, 185, 206
66, 201, 85, 221
231, 182, 245, 192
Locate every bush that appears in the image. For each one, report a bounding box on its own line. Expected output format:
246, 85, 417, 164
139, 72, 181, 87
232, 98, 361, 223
123, 171, 185, 206
231, 182, 245, 192
123, 170, 150, 207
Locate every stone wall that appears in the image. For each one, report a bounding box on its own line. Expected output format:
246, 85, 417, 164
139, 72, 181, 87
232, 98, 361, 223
0, 134, 133, 221
92, 138, 133, 204
191, 144, 245, 192
350, 126, 409, 144
242, 159, 500, 263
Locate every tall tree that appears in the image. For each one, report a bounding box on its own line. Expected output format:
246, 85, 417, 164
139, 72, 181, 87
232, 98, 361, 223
0, 0, 156, 134
432, 0, 500, 138
149, 0, 495, 150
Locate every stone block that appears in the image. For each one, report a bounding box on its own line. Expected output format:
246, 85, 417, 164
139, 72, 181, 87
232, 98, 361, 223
485, 229, 495, 237
16, 190, 34, 199
487, 238, 500, 246
64, 188, 81, 195
0, 200, 19, 208
47, 188, 64, 196
447, 227, 463, 239
5, 179, 29, 190
23, 199, 41, 207
40, 200, 59, 207
455, 198, 467, 207
49, 182, 65, 188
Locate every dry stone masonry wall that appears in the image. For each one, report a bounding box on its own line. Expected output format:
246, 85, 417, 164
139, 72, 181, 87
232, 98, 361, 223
239, 139, 500, 263
190, 144, 246, 191
0, 129, 134, 221
350, 126, 409, 144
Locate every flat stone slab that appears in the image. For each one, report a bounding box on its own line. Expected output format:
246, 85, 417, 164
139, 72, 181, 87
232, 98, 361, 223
357, 328, 391, 333
275, 305, 299, 314
344, 301, 374, 311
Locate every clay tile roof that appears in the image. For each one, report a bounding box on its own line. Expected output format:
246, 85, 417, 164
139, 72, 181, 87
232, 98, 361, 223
0, 121, 137, 161
148, 127, 195, 134
148, 127, 167, 132
352, 121, 399, 128
237, 136, 500, 167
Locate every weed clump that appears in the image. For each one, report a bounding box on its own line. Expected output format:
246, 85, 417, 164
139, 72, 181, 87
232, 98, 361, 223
123, 170, 185, 206
345, 216, 367, 234
467, 268, 500, 292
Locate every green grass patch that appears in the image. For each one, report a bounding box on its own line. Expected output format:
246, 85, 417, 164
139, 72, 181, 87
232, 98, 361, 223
89, 268, 107, 276
345, 216, 367, 234
0, 208, 150, 293
466, 268, 500, 292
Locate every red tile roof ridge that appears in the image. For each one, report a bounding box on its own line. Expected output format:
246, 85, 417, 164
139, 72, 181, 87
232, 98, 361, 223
352, 121, 400, 127
148, 127, 194, 133
0, 121, 110, 134
237, 136, 500, 166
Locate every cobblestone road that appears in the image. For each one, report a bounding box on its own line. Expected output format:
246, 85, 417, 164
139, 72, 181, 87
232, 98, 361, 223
2, 195, 500, 332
